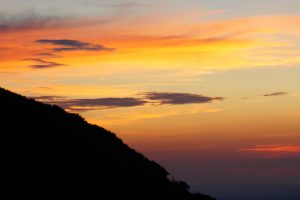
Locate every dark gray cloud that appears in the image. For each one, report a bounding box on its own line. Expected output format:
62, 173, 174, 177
70, 98, 147, 108
31, 96, 147, 111
263, 92, 287, 97
31, 92, 223, 111
35, 39, 115, 52
35, 53, 60, 58
25, 59, 66, 69
0, 14, 62, 32
143, 92, 224, 105
26, 39, 113, 69
0, 12, 115, 32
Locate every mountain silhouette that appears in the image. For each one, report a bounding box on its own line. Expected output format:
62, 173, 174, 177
1, 87, 216, 200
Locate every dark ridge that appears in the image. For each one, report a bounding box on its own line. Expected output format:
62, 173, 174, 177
1, 87, 216, 200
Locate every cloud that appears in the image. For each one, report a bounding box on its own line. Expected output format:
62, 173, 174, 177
35, 53, 60, 58
263, 92, 288, 97
240, 144, 300, 158
0, 12, 62, 32
35, 39, 115, 52
3, 11, 300, 71
70, 98, 146, 108
142, 92, 224, 105
24, 59, 66, 69
33, 95, 66, 101
240, 145, 300, 153
107, 2, 145, 9
84, 1, 144, 9
31, 96, 147, 111
0, 12, 116, 33
31, 92, 224, 111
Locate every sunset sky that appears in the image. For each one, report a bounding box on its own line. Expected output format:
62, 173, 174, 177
1, 0, 300, 199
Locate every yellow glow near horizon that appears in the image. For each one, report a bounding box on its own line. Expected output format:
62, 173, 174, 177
1, 9, 300, 161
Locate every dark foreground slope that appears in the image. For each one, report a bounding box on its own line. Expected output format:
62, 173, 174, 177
1, 87, 215, 200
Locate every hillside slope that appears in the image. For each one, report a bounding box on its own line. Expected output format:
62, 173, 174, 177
1, 87, 215, 200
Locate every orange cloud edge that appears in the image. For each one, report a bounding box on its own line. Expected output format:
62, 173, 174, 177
240, 144, 300, 153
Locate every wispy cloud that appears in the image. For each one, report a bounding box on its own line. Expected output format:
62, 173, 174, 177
240, 144, 300, 158
263, 92, 288, 97
87, 1, 145, 9
109, 2, 144, 8
0, 12, 63, 32
24, 39, 114, 69
142, 92, 224, 105
35, 53, 60, 58
33, 95, 66, 101
35, 39, 115, 52
241, 145, 300, 153
3, 10, 300, 71
24, 59, 66, 69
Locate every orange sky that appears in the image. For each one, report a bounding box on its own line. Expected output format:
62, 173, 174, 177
1, 3, 299, 157
1, 2, 300, 158
1, 1, 300, 199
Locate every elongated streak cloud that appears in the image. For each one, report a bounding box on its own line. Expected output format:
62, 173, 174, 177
143, 92, 224, 105
25, 59, 65, 69
263, 92, 287, 97
35, 39, 114, 52
240, 145, 300, 153
31, 92, 224, 111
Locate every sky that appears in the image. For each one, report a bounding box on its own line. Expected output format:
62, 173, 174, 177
1, 0, 300, 199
